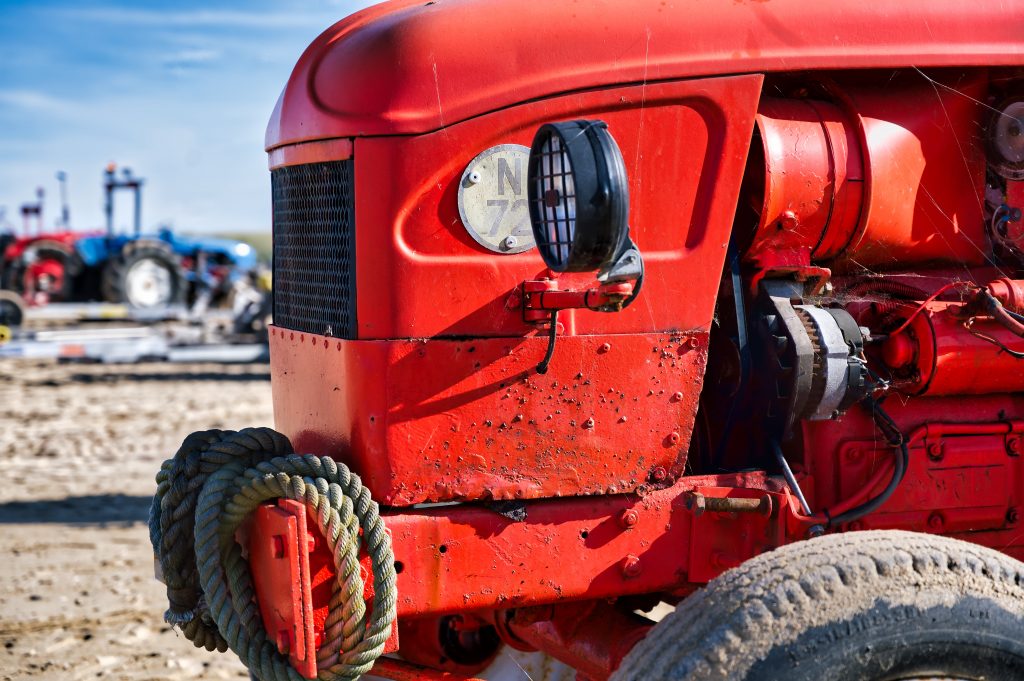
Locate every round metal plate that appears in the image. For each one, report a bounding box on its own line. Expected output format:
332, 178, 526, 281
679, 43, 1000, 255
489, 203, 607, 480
991, 100, 1024, 179
457, 144, 535, 254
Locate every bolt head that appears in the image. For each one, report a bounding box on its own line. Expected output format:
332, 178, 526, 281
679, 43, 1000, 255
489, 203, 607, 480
502, 235, 518, 250
651, 466, 668, 482
927, 513, 945, 531
927, 442, 943, 460
599, 342, 612, 353
1008, 508, 1020, 524
621, 555, 642, 578
467, 171, 481, 184
780, 210, 799, 230
619, 509, 639, 528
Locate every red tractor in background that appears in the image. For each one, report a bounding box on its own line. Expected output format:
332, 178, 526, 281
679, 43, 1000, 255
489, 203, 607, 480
1, 166, 260, 317
1, 181, 83, 307
150, 1, 1024, 679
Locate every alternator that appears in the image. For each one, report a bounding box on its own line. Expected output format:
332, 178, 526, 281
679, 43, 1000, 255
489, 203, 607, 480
792, 304, 868, 420
757, 282, 869, 439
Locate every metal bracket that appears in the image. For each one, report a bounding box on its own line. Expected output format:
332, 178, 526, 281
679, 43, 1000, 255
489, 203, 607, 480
248, 499, 318, 678
247, 499, 400, 680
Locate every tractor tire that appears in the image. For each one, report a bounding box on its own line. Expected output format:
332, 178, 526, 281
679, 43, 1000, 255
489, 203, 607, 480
0, 289, 24, 327
612, 530, 1024, 681
102, 244, 185, 308
6, 241, 81, 302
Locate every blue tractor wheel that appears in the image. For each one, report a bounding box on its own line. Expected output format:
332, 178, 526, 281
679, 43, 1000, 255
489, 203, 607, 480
101, 242, 186, 308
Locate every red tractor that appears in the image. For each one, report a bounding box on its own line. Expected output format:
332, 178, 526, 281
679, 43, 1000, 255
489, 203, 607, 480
1, 185, 84, 305
150, 1, 1024, 679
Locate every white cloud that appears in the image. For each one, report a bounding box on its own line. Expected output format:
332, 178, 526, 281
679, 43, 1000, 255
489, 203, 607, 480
0, 90, 74, 116
161, 47, 223, 71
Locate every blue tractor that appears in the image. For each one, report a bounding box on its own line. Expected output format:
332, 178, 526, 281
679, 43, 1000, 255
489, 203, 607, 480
70, 165, 258, 309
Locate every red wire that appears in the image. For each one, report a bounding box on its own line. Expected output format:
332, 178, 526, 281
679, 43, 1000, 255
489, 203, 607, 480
887, 281, 978, 336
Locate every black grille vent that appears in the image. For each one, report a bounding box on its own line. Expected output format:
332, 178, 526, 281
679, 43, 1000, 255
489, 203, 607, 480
271, 160, 356, 337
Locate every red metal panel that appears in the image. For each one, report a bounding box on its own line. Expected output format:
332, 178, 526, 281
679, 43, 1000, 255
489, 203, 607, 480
266, 0, 1024, 144
686, 486, 782, 583
801, 395, 1024, 514
381, 472, 792, 617
833, 437, 1011, 533
247, 464, 1023, 627
351, 75, 762, 340
267, 138, 352, 170
271, 329, 703, 505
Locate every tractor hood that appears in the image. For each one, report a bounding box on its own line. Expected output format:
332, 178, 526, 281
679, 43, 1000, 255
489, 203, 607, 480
265, 0, 1024, 148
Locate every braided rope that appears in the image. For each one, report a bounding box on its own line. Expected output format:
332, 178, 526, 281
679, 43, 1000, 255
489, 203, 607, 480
150, 428, 397, 680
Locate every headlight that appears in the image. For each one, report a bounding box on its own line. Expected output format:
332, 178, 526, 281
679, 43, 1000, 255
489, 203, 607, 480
527, 120, 633, 276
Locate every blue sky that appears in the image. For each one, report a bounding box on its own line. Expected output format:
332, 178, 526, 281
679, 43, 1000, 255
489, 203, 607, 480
0, 0, 374, 234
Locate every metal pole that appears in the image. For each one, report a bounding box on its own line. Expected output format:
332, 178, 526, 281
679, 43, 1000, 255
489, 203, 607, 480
56, 171, 70, 229
133, 179, 142, 236
104, 164, 115, 236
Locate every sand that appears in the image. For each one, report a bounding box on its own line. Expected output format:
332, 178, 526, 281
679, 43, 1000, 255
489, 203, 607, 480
0, 359, 270, 680
0, 359, 571, 681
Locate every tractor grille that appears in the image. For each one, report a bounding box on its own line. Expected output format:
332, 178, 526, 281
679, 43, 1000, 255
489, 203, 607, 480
271, 159, 357, 338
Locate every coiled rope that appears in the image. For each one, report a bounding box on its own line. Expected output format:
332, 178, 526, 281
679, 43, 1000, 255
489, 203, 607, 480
149, 427, 397, 680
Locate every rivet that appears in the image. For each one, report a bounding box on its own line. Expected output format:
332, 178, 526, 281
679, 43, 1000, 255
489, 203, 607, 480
599, 342, 612, 353
621, 555, 642, 578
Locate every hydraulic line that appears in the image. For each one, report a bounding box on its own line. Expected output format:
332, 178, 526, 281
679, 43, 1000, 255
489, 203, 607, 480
827, 398, 908, 527
770, 440, 812, 516
782, 398, 908, 529
979, 289, 1024, 337
535, 310, 558, 375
